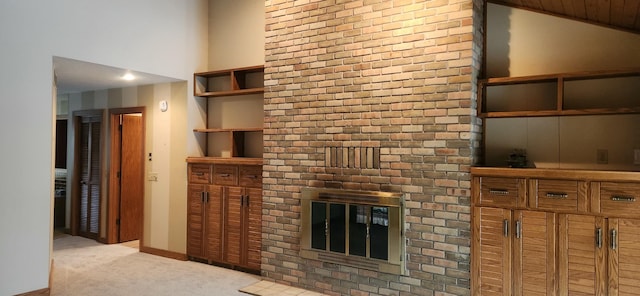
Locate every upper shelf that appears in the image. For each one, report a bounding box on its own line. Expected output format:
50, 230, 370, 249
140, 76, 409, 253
479, 68, 640, 118
194, 65, 264, 97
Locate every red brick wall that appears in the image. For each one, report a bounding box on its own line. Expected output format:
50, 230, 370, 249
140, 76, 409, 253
263, 0, 484, 295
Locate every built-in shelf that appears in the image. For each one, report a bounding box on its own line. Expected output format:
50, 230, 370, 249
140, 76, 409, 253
194, 65, 264, 97
479, 68, 640, 118
192, 65, 265, 161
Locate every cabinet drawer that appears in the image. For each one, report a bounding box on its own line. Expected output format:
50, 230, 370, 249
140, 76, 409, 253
189, 164, 211, 184
531, 179, 583, 212
213, 165, 238, 186
239, 165, 262, 188
476, 177, 526, 208
596, 182, 640, 216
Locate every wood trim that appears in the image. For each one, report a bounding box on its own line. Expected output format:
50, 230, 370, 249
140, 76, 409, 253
471, 167, 640, 182
15, 288, 49, 296
186, 157, 264, 165
140, 245, 188, 261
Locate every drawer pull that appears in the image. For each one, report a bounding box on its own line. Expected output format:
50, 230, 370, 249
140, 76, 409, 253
490, 189, 510, 195
218, 173, 231, 177
596, 228, 602, 249
545, 192, 568, 199
611, 195, 636, 202
245, 175, 258, 179
193, 172, 205, 176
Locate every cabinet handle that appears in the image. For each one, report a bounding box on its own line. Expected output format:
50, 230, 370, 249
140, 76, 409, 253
545, 192, 568, 199
193, 172, 204, 176
219, 173, 231, 177
490, 189, 510, 195
503, 219, 509, 237
325, 219, 329, 236
245, 195, 250, 207
515, 220, 521, 239
611, 195, 636, 202
246, 175, 258, 179
596, 228, 602, 249
611, 229, 617, 250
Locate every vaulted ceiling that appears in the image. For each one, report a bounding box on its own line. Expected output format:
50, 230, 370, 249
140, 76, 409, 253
489, 0, 640, 34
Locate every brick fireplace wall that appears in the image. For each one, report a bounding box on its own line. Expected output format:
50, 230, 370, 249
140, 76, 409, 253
263, 0, 484, 295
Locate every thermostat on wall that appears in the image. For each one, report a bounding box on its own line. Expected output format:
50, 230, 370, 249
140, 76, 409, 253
159, 100, 168, 112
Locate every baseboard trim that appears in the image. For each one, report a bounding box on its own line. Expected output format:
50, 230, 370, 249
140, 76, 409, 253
18, 259, 54, 295
140, 245, 188, 261
15, 287, 49, 296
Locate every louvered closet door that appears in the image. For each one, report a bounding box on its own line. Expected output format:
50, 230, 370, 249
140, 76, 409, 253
473, 207, 512, 295
187, 184, 205, 259
513, 210, 557, 296
205, 185, 224, 262
225, 186, 243, 266
608, 218, 640, 296
245, 187, 262, 270
559, 214, 606, 295
79, 118, 101, 239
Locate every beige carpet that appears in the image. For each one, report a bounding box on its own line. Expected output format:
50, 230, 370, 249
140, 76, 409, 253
52, 235, 260, 295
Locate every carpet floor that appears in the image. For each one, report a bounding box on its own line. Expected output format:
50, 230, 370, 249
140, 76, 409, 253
52, 235, 261, 296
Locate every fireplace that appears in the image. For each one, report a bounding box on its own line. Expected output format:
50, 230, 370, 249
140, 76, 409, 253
300, 187, 406, 275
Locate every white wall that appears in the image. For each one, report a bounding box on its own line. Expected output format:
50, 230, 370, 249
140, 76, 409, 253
0, 1, 207, 294
484, 4, 640, 170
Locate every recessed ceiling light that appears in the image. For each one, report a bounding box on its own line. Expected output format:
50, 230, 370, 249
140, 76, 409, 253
122, 73, 135, 81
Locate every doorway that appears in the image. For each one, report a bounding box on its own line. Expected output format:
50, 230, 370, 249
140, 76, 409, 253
108, 108, 145, 243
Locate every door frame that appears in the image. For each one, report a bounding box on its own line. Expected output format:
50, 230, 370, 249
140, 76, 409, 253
70, 109, 106, 238
107, 107, 146, 244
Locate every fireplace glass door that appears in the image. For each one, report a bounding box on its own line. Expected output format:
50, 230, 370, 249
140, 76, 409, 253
301, 188, 404, 275
311, 201, 390, 261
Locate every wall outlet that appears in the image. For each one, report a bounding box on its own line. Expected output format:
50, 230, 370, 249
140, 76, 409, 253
597, 149, 608, 164
634, 149, 640, 165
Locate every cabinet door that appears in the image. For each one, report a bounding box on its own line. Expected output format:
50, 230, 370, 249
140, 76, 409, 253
205, 185, 224, 262
608, 218, 640, 296
513, 210, 557, 295
473, 207, 512, 295
245, 187, 262, 270
558, 214, 607, 295
187, 184, 205, 259
224, 186, 243, 266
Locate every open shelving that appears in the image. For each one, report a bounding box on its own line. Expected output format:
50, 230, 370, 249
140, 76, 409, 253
191, 65, 264, 162
479, 68, 640, 118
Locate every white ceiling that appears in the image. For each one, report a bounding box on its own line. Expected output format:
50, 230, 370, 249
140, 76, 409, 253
53, 56, 181, 94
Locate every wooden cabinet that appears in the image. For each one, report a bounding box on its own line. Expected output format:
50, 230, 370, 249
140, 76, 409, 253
186, 161, 262, 273
472, 167, 640, 295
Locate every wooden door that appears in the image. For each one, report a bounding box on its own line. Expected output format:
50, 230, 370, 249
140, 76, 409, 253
608, 218, 640, 296
205, 184, 224, 262
559, 214, 607, 295
187, 184, 206, 259
118, 114, 144, 242
224, 186, 243, 266
472, 207, 512, 295
244, 187, 262, 270
513, 210, 557, 295
77, 115, 102, 239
